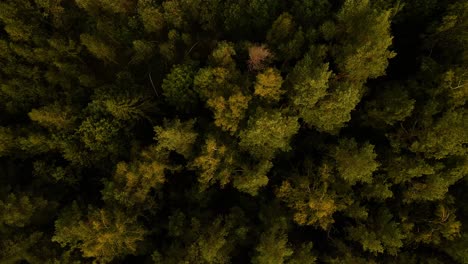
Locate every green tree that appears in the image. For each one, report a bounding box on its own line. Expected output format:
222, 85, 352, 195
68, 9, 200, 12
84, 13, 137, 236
191, 135, 238, 190
209, 41, 237, 68
254, 68, 284, 102
252, 218, 293, 264
102, 96, 149, 121
363, 85, 415, 127
287, 52, 332, 127
154, 119, 198, 159
266, 13, 304, 61
130, 40, 156, 65
80, 34, 117, 64
330, 0, 396, 82
239, 109, 299, 159
138, 1, 165, 34
53, 205, 147, 263
346, 208, 405, 255
101, 145, 175, 208
0, 127, 16, 157
331, 138, 380, 185
276, 170, 345, 229
0, 0, 467, 262
232, 159, 272, 196
161, 64, 198, 112
206, 92, 251, 134
78, 117, 122, 155
287, 242, 316, 264
28, 103, 75, 130
0, 193, 48, 228
153, 208, 249, 264
409, 110, 467, 159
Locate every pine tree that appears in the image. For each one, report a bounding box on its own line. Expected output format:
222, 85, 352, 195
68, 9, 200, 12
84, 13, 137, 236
252, 218, 293, 264
0, 193, 48, 228
0, 0, 467, 262
346, 208, 405, 255
277, 173, 343, 229
254, 68, 284, 102
363, 84, 415, 127
28, 103, 75, 130
191, 135, 238, 190
154, 119, 198, 159
138, 0, 165, 34
331, 138, 379, 185
161, 64, 198, 112
331, 0, 396, 82
287, 52, 332, 127
101, 145, 175, 208
80, 34, 117, 64
239, 109, 299, 160
266, 13, 304, 61
0, 127, 15, 157
53, 205, 147, 263
206, 92, 251, 134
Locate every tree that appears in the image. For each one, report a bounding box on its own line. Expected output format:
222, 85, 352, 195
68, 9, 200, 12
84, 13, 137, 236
101, 145, 175, 208
102, 96, 149, 121
0, 0, 467, 262
194, 67, 231, 100
53, 205, 147, 263
276, 173, 344, 229
154, 119, 198, 159
330, 0, 396, 82
363, 84, 415, 127
191, 135, 238, 190
153, 208, 249, 264
252, 217, 293, 264
254, 68, 284, 102
239, 109, 299, 159
161, 64, 198, 112
287, 242, 317, 264
0, 127, 15, 157
78, 117, 122, 155
138, 1, 165, 34
209, 41, 237, 68
346, 208, 405, 255
130, 40, 156, 65
331, 138, 379, 185
409, 110, 467, 159
28, 103, 75, 130
266, 13, 305, 61
0, 193, 48, 228
287, 52, 332, 127
0, 232, 49, 264
80, 34, 117, 64
223, 0, 281, 38
206, 92, 251, 134
248, 44, 273, 71
232, 159, 272, 196
443, 233, 468, 263
303, 81, 364, 133
162, 0, 186, 30
402, 158, 467, 202
400, 201, 462, 246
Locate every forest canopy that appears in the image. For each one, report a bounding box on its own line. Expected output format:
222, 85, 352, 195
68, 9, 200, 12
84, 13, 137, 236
0, 0, 467, 263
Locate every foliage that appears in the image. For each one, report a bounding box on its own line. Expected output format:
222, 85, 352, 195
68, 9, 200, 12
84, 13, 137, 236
161, 64, 198, 112
239, 109, 299, 159
254, 68, 284, 102
53, 205, 147, 263
0, 0, 467, 263
331, 138, 379, 185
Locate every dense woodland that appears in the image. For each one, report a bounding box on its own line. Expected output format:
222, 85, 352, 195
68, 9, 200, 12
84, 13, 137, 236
0, 0, 467, 263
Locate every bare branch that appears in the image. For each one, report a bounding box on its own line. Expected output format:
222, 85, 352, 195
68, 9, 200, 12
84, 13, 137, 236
148, 72, 159, 97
